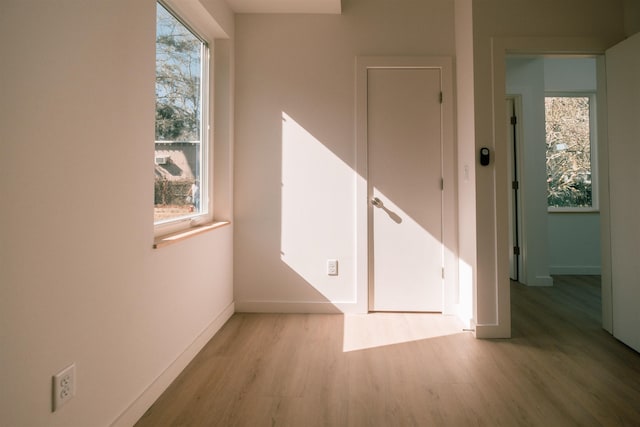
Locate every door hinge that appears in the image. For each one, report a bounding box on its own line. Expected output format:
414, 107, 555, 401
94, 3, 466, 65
511, 116, 517, 125
513, 246, 520, 255
439, 92, 443, 104
442, 267, 445, 279
440, 178, 444, 190
512, 180, 519, 190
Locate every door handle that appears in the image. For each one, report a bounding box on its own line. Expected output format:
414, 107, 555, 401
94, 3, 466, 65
371, 197, 383, 208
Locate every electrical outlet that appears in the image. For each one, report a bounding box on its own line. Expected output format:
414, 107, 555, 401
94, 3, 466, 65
52, 363, 75, 412
327, 259, 338, 276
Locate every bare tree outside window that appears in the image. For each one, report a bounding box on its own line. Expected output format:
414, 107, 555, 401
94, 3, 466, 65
154, 3, 207, 224
545, 96, 593, 209
156, 5, 201, 142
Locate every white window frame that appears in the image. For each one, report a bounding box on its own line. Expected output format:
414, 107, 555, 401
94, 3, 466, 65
154, 0, 213, 237
545, 92, 599, 213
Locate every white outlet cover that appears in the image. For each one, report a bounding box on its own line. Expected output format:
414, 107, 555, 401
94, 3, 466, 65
52, 363, 76, 412
327, 259, 338, 276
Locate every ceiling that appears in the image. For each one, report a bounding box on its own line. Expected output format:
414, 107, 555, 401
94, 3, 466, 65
225, 0, 341, 14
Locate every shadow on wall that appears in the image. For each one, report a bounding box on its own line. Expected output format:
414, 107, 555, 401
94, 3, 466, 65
279, 111, 449, 310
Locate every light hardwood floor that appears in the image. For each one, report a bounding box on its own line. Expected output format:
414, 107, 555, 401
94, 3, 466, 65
136, 276, 640, 426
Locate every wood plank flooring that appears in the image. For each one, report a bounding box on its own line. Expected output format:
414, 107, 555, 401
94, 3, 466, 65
135, 276, 640, 426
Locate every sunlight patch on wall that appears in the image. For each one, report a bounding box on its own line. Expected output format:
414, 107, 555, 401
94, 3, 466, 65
371, 188, 444, 312
281, 112, 356, 304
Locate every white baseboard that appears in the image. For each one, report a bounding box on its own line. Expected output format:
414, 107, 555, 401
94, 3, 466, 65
235, 300, 356, 314
549, 265, 601, 275
473, 321, 511, 339
110, 302, 234, 427
522, 275, 554, 286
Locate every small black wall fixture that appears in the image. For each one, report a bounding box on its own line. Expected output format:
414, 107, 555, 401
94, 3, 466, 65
480, 147, 490, 166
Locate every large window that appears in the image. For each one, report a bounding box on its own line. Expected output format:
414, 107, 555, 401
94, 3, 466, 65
545, 94, 597, 210
154, 2, 209, 227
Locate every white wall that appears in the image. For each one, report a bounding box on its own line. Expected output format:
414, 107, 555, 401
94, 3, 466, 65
548, 213, 601, 274
234, 0, 456, 313
544, 58, 601, 275
455, 0, 478, 327
624, 0, 640, 36
0, 1, 235, 426
544, 57, 596, 91
471, 0, 625, 336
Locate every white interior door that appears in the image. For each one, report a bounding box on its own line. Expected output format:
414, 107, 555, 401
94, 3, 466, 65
368, 68, 443, 312
606, 33, 640, 353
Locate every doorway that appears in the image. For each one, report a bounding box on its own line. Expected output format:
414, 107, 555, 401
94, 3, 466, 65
505, 56, 601, 287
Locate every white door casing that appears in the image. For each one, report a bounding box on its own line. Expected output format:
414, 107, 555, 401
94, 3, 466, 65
506, 96, 523, 283
355, 57, 457, 315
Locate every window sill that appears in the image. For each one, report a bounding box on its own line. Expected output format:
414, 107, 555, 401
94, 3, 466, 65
153, 220, 231, 249
547, 209, 600, 214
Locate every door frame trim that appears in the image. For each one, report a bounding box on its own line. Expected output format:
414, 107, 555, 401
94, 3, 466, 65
506, 95, 524, 283
489, 37, 612, 337
355, 56, 457, 315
